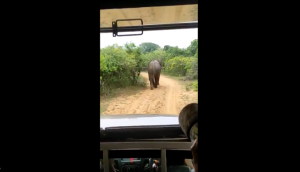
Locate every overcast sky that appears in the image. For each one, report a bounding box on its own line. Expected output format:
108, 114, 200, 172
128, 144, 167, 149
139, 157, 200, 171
100, 28, 198, 49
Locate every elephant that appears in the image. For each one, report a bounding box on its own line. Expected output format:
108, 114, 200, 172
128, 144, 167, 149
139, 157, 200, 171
147, 60, 162, 90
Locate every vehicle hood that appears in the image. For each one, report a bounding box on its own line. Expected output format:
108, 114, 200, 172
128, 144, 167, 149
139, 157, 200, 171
100, 114, 179, 129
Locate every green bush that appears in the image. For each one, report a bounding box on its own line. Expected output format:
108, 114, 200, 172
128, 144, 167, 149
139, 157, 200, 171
192, 81, 198, 91
163, 57, 195, 76
186, 57, 198, 80
100, 44, 145, 95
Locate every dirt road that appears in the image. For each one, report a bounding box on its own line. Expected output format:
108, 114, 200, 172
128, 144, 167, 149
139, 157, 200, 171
102, 72, 197, 115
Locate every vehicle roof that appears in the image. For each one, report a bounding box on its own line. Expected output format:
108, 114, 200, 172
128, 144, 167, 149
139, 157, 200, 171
100, 4, 198, 28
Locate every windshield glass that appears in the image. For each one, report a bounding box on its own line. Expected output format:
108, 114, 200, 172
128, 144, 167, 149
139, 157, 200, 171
100, 5, 198, 128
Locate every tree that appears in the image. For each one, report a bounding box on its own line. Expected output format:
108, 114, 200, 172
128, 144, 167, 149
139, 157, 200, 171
124, 42, 143, 83
164, 46, 188, 58
124, 42, 136, 54
139, 42, 160, 54
163, 45, 172, 51
187, 39, 198, 56
194, 49, 198, 58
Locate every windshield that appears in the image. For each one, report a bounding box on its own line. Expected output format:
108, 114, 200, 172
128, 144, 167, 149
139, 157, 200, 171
100, 5, 198, 128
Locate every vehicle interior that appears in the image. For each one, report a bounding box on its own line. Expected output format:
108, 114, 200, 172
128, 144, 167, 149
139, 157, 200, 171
100, 1, 198, 172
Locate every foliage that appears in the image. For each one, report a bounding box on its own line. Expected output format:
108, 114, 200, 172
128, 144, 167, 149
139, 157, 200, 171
186, 57, 198, 80
141, 49, 168, 69
164, 45, 189, 58
139, 42, 160, 54
100, 44, 143, 95
163, 57, 195, 76
186, 39, 198, 57
192, 80, 198, 91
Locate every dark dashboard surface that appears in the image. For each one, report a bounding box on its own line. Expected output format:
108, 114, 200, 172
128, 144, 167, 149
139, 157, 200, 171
100, 150, 192, 159
100, 125, 187, 141
100, 153, 193, 172
100, 126, 192, 172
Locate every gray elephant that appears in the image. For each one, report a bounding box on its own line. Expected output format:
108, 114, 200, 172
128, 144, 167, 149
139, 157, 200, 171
147, 60, 162, 90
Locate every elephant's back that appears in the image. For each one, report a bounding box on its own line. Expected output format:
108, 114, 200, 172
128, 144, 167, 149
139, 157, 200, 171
153, 61, 161, 70
148, 61, 155, 74
148, 60, 161, 74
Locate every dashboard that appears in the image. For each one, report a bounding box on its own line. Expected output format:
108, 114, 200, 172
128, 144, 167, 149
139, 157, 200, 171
99, 158, 161, 172
100, 149, 194, 172
121, 158, 140, 161
101, 157, 193, 172
116, 158, 153, 172
100, 125, 193, 172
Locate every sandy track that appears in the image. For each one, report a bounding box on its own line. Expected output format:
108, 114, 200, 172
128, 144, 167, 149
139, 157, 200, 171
103, 72, 197, 115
